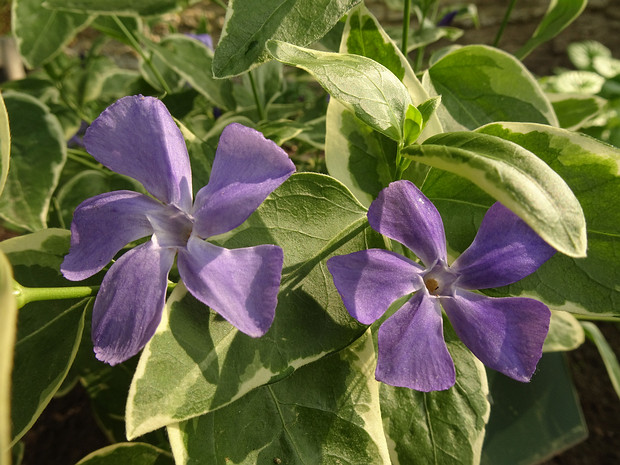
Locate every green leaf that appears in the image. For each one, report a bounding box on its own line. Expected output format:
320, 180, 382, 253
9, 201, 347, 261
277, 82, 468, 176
0, 92, 67, 231
75, 443, 173, 465
267, 40, 412, 142
402, 131, 587, 258
167, 331, 391, 464
381, 324, 490, 465
0, 251, 17, 465
516, 0, 587, 60
212, 0, 361, 78
126, 173, 384, 439
0, 229, 87, 444
543, 311, 585, 352
581, 322, 620, 400
548, 93, 606, 130
403, 104, 423, 147
423, 45, 558, 131
324, 4, 439, 206
0, 94, 9, 198
567, 40, 611, 71
141, 35, 235, 110
44, 0, 180, 16
476, 122, 620, 316
12, 0, 91, 68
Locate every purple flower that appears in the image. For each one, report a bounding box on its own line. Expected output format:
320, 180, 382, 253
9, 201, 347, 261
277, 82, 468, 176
61, 95, 295, 365
186, 33, 213, 50
327, 180, 555, 391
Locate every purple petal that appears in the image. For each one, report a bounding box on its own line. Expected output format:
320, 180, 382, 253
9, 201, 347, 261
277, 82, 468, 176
327, 249, 424, 325
177, 236, 283, 336
442, 290, 550, 382
92, 241, 175, 365
84, 95, 193, 211
192, 123, 295, 238
61, 191, 165, 281
368, 180, 447, 267
376, 292, 455, 391
186, 33, 213, 50
451, 203, 556, 289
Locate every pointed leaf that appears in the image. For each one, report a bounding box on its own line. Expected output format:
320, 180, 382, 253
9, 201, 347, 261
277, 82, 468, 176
423, 45, 558, 131
267, 40, 412, 141
403, 131, 587, 258
0, 230, 88, 444
12, 0, 91, 68
167, 331, 391, 464
0, 92, 66, 231
213, 0, 361, 78
126, 173, 384, 438
381, 324, 490, 465
516, 0, 587, 60
0, 251, 17, 465
476, 122, 620, 316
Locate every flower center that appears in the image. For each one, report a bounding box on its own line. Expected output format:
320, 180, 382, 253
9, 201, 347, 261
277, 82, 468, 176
422, 261, 458, 296
148, 204, 194, 249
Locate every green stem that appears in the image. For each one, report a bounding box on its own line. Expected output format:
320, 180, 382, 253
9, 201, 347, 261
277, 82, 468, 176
401, 0, 411, 55
13, 281, 179, 309
248, 70, 266, 121
573, 313, 620, 323
493, 0, 518, 47
13, 281, 99, 308
112, 15, 172, 96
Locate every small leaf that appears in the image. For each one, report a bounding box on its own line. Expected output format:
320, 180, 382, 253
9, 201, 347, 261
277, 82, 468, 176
403, 104, 423, 147
167, 332, 391, 464
402, 131, 587, 258
581, 322, 620, 400
212, 0, 361, 78
75, 443, 173, 465
417, 96, 442, 132
423, 45, 558, 131
12, 0, 91, 68
516, 0, 587, 60
543, 311, 585, 352
0, 92, 67, 231
267, 40, 412, 141
0, 251, 17, 465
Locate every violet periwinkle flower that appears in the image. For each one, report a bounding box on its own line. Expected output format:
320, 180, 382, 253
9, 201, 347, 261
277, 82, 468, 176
327, 180, 555, 391
61, 95, 295, 365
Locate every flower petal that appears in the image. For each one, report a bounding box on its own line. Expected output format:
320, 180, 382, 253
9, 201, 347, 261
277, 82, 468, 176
84, 95, 193, 211
177, 237, 283, 337
192, 123, 295, 238
61, 191, 165, 281
442, 290, 550, 382
92, 241, 175, 366
368, 180, 447, 267
327, 249, 423, 325
376, 292, 455, 391
451, 203, 556, 289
